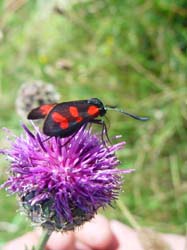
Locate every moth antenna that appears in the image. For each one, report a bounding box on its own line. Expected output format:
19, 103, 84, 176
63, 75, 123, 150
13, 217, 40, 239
105, 105, 149, 121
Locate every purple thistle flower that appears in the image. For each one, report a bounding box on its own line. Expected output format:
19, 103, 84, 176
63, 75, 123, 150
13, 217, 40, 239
0, 124, 133, 232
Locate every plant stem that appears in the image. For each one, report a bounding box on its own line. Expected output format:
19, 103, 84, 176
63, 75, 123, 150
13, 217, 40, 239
35, 229, 52, 250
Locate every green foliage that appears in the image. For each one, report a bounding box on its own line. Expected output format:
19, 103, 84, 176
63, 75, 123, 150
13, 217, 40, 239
0, 0, 186, 244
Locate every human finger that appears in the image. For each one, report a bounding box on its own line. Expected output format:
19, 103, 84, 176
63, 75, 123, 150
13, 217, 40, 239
46, 231, 75, 250
2, 231, 39, 250
75, 214, 118, 250
110, 220, 143, 250
159, 232, 186, 250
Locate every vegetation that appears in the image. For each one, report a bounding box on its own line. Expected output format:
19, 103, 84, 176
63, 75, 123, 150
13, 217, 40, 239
0, 0, 186, 245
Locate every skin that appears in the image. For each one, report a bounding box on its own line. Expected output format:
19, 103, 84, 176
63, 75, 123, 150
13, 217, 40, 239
2, 215, 186, 250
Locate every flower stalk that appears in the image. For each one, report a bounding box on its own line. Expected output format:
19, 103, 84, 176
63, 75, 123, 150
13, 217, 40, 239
36, 229, 52, 250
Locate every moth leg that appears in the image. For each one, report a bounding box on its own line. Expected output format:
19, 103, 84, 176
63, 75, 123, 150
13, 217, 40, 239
90, 119, 111, 146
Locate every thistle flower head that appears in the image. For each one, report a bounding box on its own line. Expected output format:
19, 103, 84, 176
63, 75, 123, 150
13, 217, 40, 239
0, 124, 132, 232
15, 80, 60, 119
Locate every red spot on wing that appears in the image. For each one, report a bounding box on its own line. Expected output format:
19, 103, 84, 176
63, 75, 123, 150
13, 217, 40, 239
76, 117, 83, 123
69, 106, 79, 117
52, 112, 69, 129
87, 105, 99, 117
28, 103, 57, 120
40, 104, 56, 115
69, 106, 83, 123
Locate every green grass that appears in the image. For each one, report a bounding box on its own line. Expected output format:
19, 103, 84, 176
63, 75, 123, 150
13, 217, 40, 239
0, 0, 187, 245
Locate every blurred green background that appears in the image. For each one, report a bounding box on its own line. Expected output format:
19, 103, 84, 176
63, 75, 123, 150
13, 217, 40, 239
0, 0, 187, 246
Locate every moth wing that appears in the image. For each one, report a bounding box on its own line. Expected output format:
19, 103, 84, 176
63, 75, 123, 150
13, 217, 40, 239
43, 102, 86, 137
27, 103, 56, 120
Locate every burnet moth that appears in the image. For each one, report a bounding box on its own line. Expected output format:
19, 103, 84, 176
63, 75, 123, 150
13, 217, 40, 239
27, 98, 148, 139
